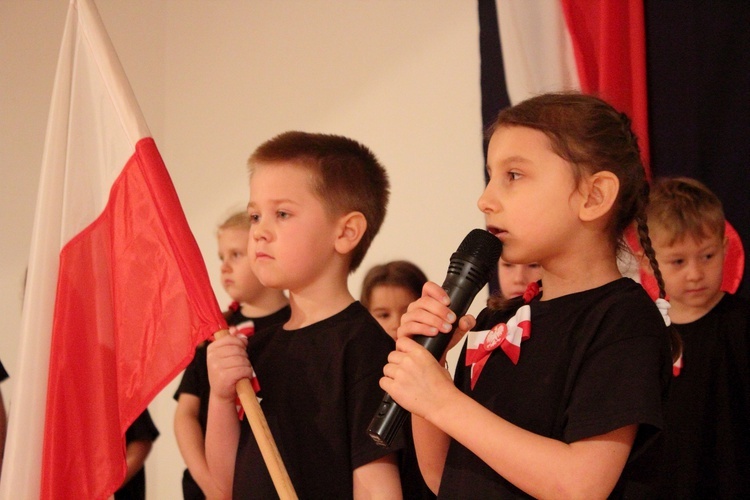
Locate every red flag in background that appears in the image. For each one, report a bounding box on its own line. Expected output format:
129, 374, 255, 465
492, 0, 650, 175
560, 0, 651, 174
0, 0, 226, 498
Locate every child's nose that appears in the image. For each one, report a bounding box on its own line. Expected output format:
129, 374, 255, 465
511, 268, 526, 284
477, 184, 498, 214
386, 318, 399, 340
252, 220, 270, 241
686, 261, 705, 281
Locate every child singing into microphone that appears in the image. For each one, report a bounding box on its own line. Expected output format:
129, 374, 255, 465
380, 92, 678, 498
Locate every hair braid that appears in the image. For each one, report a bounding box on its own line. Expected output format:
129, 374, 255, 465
636, 185, 683, 363
636, 213, 666, 300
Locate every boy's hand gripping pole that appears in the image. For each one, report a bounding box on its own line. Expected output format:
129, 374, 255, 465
213, 329, 298, 499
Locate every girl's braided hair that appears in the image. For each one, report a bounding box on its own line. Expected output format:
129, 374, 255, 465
486, 92, 681, 361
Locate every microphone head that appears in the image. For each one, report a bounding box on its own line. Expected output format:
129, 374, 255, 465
448, 229, 503, 286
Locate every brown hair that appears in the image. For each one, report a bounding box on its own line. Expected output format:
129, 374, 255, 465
646, 176, 725, 246
249, 131, 390, 272
360, 260, 428, 309
487, 92, 680, 360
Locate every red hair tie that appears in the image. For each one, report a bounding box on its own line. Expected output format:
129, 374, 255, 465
522, 281, 540, 303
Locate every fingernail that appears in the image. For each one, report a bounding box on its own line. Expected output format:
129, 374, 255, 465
446, 312, 456, 323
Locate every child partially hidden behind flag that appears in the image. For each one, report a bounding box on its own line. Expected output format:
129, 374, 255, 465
205, 132, 402, 498
642, 177, 750, 498
173, 211, 290, 499
115, 408, 159, 500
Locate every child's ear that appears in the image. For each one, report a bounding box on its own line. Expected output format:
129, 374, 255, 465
579, 171, 619, 222
334, 211, 367, 255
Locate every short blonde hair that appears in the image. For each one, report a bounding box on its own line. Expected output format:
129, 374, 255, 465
218, 211, 252, 232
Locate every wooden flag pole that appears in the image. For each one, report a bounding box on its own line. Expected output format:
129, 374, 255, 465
213, 329, 298, 499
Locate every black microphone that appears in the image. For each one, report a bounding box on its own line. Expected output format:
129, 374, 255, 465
367, 228, 503, 447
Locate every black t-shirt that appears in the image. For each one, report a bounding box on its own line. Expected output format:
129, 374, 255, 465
174, 306, 292, 431
232, 301, 403, 499
173, 305, 291, 499
438, 278, 672, 499
115, 409, 160, 500
659, 293, 750, 498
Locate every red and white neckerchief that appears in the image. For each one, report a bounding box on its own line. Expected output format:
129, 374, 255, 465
228, 317, 259, 420
655, 297, 681, 376
464, 281, 539, 390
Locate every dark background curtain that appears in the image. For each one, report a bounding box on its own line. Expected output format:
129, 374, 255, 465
646, 0, 749, 298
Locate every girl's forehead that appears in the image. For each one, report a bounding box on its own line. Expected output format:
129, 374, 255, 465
487, 128, 573, 179
489, 126, 551, 148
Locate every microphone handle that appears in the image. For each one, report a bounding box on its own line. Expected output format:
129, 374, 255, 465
367, 280, 480, 448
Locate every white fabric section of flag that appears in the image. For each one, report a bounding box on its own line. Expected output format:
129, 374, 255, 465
496, 0, 580, 104
0, 0, 149, 497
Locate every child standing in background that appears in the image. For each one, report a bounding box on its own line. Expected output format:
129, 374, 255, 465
115, 409, 159, 500
489, 259, 543, 307
361, 260, 434, 499
361, 260, 428, 340
380, 92, 676, 498
206, 132, 402, 498
173, 211, 289, 499
643, 176, 750, 498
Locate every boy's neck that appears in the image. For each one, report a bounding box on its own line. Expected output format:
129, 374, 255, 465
239, 291, 289, 318
669, 291, 725, 324
284, 285, 355, 329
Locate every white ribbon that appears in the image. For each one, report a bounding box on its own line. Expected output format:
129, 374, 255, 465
655, 298, 672, 326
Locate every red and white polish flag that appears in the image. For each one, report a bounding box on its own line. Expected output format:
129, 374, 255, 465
493, 0, 650, 170
0, 1, 226, 498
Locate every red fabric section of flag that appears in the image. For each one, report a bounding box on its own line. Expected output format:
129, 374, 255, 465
40, 138, 226, 499
560, 0, 651, 176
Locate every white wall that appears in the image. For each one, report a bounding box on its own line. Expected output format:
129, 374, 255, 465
0, 1, 485, 497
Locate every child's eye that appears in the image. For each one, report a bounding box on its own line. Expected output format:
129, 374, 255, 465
669, 258, 684, 267
277, 210, 290, 219
507, 171, 521, 181
248, 213, 260, 224
702, 253, 715, 262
